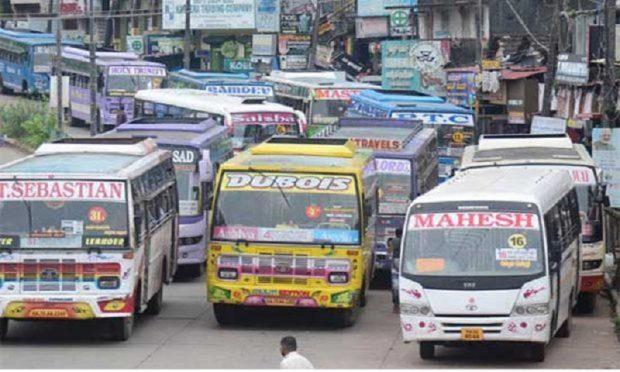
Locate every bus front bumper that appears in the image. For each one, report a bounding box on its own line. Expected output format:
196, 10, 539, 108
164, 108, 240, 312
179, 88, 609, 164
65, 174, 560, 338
208, 283, 360, 309
400, 315, 551, 344
0, 294, 134, 320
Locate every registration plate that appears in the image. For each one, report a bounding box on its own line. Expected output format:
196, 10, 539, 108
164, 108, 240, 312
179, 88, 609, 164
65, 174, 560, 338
460, 327, 483, 341
29, 309, 69, 318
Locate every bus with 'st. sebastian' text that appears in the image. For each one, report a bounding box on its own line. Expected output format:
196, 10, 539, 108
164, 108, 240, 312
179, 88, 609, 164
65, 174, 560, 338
0, 138, 178, 341
208, 137, 376, 327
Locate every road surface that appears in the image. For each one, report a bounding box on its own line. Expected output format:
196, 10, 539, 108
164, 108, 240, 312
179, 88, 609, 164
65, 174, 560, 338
0, 276, 617, 369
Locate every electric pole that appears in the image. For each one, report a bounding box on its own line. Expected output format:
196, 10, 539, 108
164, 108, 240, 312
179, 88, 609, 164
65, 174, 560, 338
603, 0, 617, 128
183, 0, 191, 70
475, 0, 482, 65
89, 0, 97, 135
542, 0, 561, 116
55, 0, 63, 131
308, 0, 320, 70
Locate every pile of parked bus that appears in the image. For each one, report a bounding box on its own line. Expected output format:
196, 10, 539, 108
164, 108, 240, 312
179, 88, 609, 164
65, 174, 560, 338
0, 27, 612, 364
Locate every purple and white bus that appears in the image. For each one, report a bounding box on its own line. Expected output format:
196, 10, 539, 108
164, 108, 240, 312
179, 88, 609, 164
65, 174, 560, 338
62, 47, 167, 129
100, 118, 232, 277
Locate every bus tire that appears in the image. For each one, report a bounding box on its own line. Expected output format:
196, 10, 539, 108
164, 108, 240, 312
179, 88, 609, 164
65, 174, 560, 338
146, 262, 166, 316
213, 303, 236, 326
557, 293, 573, 338
419, 342, 435, 360
333, 308, 356, 328
187, 263, 205, 278
0, 318, 8, 341
110, 316, 134, 341
576, 292, 596, 314
529, 343, 546, 362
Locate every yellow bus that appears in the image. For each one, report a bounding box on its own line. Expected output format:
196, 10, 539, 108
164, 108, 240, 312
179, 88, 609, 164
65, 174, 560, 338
207, 137, 376, 327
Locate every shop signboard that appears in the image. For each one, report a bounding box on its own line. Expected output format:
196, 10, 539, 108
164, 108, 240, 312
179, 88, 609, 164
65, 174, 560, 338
252, 34, 277, 56
223, 58, 253, 73
357, 0, 389, 16
556, 53, 589, 85
381, 40, 448, 95
315, 45, 333, 69
126, 35, 145, 55
162, 0, 255, 30
256, 0, 280, 32
592, 128, 620, 207
384, 0, 417, 8
530, 116, 567, 134
390, 9, 412, 37
60, 0, 85, 15
278, 35, 311, 56
146, 35, 184, 55
279, 55, 308, 70
355, 17, 389, 39
445, 71, 476, 109
280, 13, 313, 34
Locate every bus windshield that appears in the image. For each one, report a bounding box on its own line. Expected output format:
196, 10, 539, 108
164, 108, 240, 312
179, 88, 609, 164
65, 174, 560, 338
33, 46, 55, 73
0, 180, 129, 249
403, 207, 544, 277
311, 100, 349, 125
375, 158, 411, 215
212, 172, 360, 245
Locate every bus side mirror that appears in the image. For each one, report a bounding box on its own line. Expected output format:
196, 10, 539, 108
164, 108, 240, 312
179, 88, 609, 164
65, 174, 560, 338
200, 150, 213, 182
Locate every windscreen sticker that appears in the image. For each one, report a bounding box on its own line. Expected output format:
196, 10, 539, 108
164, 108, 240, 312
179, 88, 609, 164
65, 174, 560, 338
507, 233, 527, 249
416, 258, 445, 273
61, 220, 84, 235
212, 226, 359, 244
408, 213, 540, 230
0, 235, 18, 248
0, 181, 126, 202
222, 173, 356, 194
83, 236, 127, 248
88, 207, 108, 224
495, 248, 538, 262
305, 205, 322, 220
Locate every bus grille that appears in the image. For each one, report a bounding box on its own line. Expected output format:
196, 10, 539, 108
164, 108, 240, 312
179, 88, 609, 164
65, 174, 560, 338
441, 321, 504, 334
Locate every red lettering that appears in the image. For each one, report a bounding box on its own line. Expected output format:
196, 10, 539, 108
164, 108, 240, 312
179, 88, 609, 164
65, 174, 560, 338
110, 183, 123, 199
412, 214, 434, 228
495, 213, 513, 228
514, 213, 534, 229
0, 183, 6, 198
478, 213, 493, 227
456, 213, 476, 227
436, 214, 455, 228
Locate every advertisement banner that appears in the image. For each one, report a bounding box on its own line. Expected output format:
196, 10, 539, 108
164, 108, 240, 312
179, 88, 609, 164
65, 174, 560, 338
280, 13, 313, 34
357, 0, 389, 16
530, 116, 567, 135
252, 34, 277, 56
315, 45, 333, 69
279, 55, 308, 70
126, 35, 145, 55
278, 34, 311, 55
556, 53, 589, 85
389, 9, 412, 36
146, 35, 184, 55
592, 128, 620, 207
256, 0, 280, 32
381, 40, 448, 95
355, 17, 389, 39
162, 0, 255, 30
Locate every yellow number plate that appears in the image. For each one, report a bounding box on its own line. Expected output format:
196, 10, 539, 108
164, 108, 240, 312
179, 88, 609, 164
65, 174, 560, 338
460, 327, 483, 341
29, 309, 69, 318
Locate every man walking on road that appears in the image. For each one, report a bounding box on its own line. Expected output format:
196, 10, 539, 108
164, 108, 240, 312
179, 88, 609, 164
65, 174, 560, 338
280, 336, 314, 369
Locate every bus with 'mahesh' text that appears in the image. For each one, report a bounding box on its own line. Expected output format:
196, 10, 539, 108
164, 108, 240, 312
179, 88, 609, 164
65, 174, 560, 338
0, 138, 178, 341
400, 167, 579, 362
207, 137, 377, 327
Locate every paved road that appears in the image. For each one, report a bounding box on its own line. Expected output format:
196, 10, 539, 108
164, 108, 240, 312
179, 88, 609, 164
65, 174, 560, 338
0, 275, 617, 369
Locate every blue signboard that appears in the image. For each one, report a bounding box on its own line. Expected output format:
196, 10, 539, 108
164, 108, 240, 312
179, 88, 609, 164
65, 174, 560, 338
358, 0, 389, 16
383, 0, 417, 8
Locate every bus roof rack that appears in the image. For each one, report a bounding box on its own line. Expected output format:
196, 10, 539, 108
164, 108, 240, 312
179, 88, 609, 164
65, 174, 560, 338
478, 133, 573, 150
37, 137, 158, 156
251, 137, 356, 158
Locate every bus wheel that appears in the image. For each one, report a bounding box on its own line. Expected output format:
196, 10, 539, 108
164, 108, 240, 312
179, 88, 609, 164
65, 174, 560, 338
419, 342, 435, 360
111, 316, 134, 341
187, 263, 205, 278
529, 343, 546, 362
332, 308, 357, 328
146, 263, 165, 315
0, 319, 8, 341
213, 303, 236, 326
576, 292, 596, 314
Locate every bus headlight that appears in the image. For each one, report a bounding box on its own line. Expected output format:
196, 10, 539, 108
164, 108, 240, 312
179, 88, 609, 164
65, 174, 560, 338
328, 272, 349, 284
400, 303, 433, 316
512, 303, 549, 316
582, 260, 603, 271
217, 268, 238, 280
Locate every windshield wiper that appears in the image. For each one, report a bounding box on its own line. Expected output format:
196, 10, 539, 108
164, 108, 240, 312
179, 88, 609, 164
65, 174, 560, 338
235, 239, 249, 247
316, 239, 335, 250
248, 167, 291, 209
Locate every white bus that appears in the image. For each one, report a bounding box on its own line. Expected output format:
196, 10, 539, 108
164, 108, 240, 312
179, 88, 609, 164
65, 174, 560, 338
0, 138, 179, 341
133, 89, 306, 153
460, 134, 606, 314
400, 167, 580, 362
